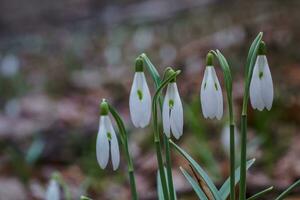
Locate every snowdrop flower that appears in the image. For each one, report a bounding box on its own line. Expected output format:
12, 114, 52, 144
129, 58, 151, 128
162, 69, 183, 139
45, 179, 60, 200
200, 53, 223, 120
96, 99, 120, 170
250, 41, 273, 111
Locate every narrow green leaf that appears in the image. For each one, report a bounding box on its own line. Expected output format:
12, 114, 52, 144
157, 167, 177, 200
170, 140, 222, 200
243, 33, 263, 113
215, 50, 232, 93
219, 158, 256, 199
180, 167, 208, 200
245, 32, 263, 77
247, 186, 273, 200
275, 179, 300, 200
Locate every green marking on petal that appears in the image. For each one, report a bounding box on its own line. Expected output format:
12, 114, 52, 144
107, 132, 112, 141
169, 99, 174, 109
259, 71, 264, 79
137, 89, 143, 100
204, 82, 207, 89
214, 82, 218, 91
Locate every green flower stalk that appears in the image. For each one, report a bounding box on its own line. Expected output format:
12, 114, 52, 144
139, 53, 178, 200
239, 32, 263, 200
96, 99, 138, 200
152, 68, 181, 200
209, 50, 235, 200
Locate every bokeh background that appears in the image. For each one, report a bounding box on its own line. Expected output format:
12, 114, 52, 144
0, 0, 300, 199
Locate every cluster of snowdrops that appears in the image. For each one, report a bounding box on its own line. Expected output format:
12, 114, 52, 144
45, 32, 300, 200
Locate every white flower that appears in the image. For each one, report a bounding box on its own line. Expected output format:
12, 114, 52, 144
129, 71, 151, 128
96, 101, 120, 170
200, 66, 223, 120
163, 82, 183, 139
45, 179, 60, 200
249, 55, 273, 111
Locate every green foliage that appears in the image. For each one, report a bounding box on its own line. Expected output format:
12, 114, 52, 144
180, 167, 208, 200
247, 186, 273, 200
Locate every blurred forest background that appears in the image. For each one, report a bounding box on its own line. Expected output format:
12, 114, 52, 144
0, 0, 300, 199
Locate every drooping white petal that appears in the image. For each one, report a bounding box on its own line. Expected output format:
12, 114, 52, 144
129, 72, 152, 128
96, 116, 110, 169
129, 73, 141, 127
200, 68, 209, 118
107, 117, 120, 171
138, 73, 152, 127
46, 179, 60, 200
205, 67, 219, 118
259, 56, 273, 110
211, 67, 223, 119
162, 85, 171, 137
170, 83, 183, 139
250, 58, 265, 111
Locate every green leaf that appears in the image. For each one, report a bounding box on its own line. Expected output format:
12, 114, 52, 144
245, 32, 263, 78
170, 140, 222, 200
212, 50, 232, 96
157, 168, 174, 200
157, 170, 164, 200
247, 186, 273, 200
180, 167, 208, 200
242, 32, 263, 112
139, 53, 161, 87
219, 159, 256, 199
275, 179, 300, 200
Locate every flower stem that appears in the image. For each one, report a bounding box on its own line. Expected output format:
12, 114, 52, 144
108, 104, 138, 200
239, 114, 247, 200
230, 124, 235, 200
153, 101, 169, 200
152, 70, 180, 200
164, 136, 175, 200
125, 136, 138, 200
